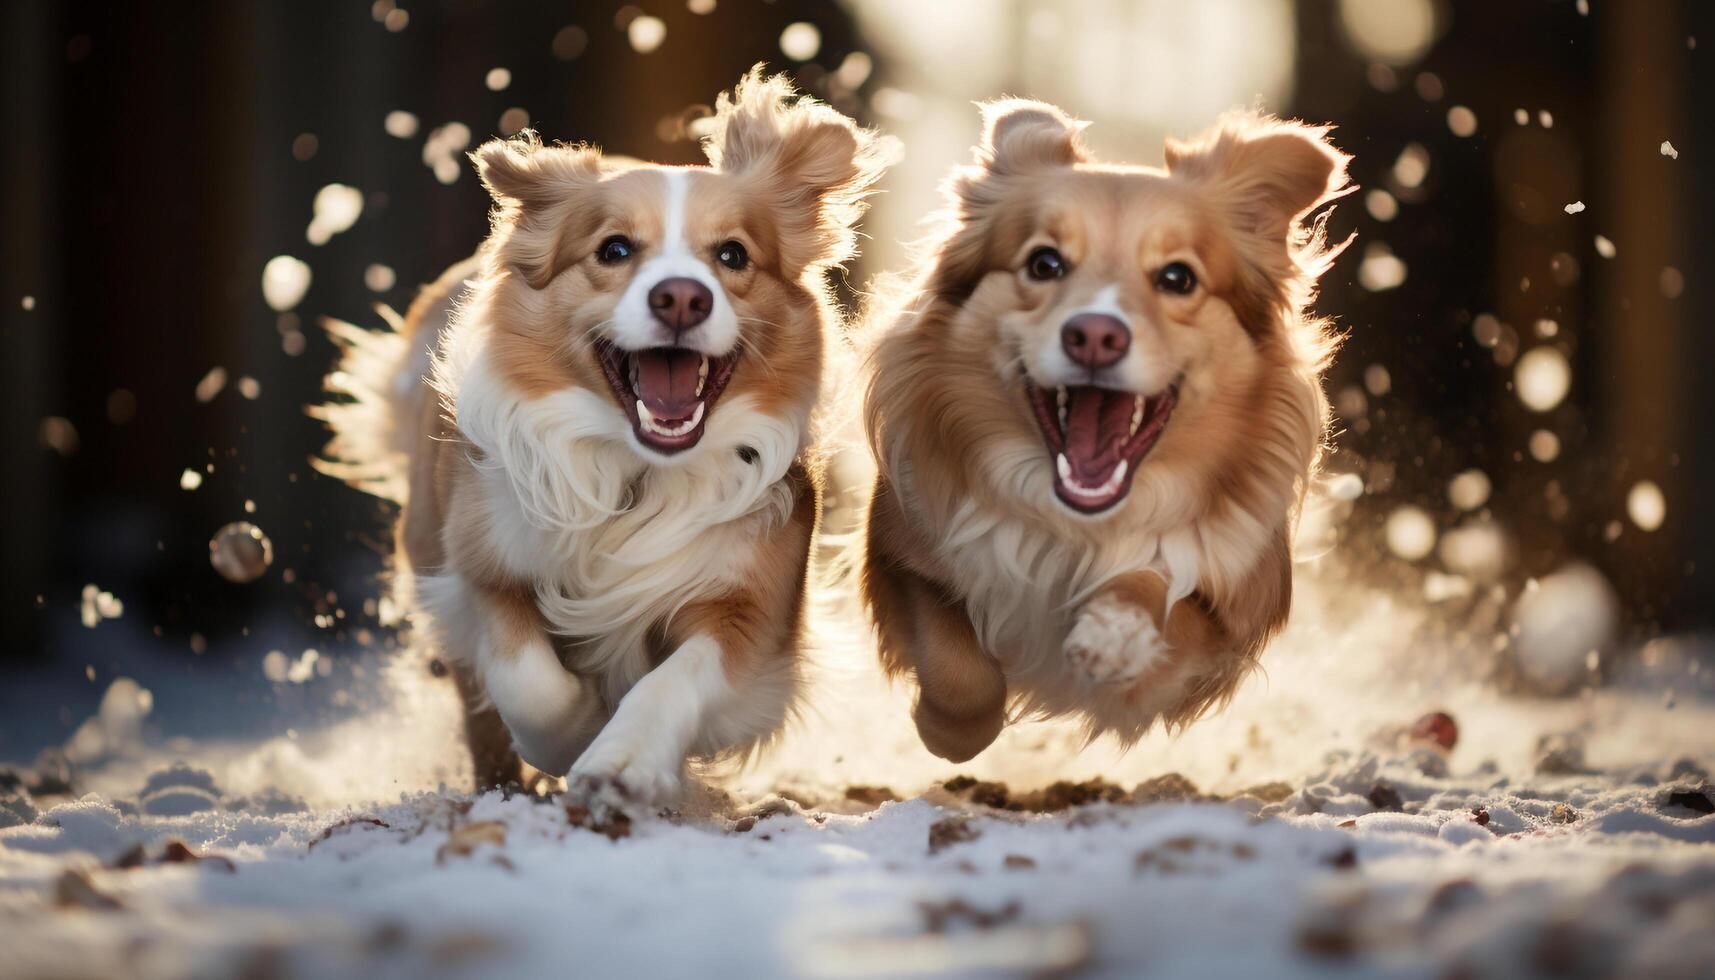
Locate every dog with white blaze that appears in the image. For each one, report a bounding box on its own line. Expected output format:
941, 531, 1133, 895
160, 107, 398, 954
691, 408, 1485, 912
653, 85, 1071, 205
316, 70, 895, 806
862, 102, 1352, 761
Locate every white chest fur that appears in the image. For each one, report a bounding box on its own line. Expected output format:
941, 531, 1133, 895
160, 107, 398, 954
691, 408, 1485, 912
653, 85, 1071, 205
444, 343, 804, 699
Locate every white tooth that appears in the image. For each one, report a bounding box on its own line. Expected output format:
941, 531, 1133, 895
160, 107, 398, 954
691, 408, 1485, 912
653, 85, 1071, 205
636, 399, 706, 438
696, 357, 708, 397
1056, 387, 1068, 409
1130, 395, 1144, 437
1056, 454, 1071, 481
1109, 460, 1128, 491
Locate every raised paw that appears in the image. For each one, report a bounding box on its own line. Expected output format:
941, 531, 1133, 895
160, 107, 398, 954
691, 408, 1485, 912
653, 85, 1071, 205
1064, 596, 1167, 685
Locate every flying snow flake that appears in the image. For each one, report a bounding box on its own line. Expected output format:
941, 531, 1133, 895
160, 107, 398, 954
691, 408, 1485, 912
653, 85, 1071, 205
551, 25, 588, 60
1593, 235, 1616, 259
1471, 313, 1501, 348
195, 366, 228, 403
179, 468, 203, 491
262, 255, 312, 312
779, 22, 821, 61
210, 521, 274, 584
1564, 201, 1585, 214
1338, 0, 1437, 65
1365, 189, 1399, 221
1513, 108, 1529, 126
38, 416, 78, 455
1326, 472, 1365, 501
1660, 267, 1684, 298
1512, 563, 1617, 695
1515, 347, 1571, 412
237, 376, 261, 400
384, 110, 419, 139
1358, 242, 1407, 291
20, 295, 34, 310
63, 677, 151, 764
688, 0, 716, 13
422, 122, 472, 185
365, 264, 396, 292
627, 16, 666, 53
1440, 519, 1507, 579
1528, 429, 1561, 462
1627, 480, 1666, 532
306, 184, 364, 246
1576, 0, 1589, 14
836, 52, 873, 89
261, 651, 288, 683
1423, 570, 1472, 602
1364, 364, 1392, 396
499, 107, 530, 136
1659, 140, 1678, 160
1538, 110, 1554, 128
1447, 469, 1491, 511
1392, 144, 1430, 189
1385, 506, 1436, 562
263, 649, 321, 684
79, 584, 123, 629
1446, 106, 1477, 137
485, 67, 512, 92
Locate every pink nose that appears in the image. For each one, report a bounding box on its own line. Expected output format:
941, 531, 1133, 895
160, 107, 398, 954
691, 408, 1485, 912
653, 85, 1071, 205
1061, 313, 1130, 370
648, 277, 713, 333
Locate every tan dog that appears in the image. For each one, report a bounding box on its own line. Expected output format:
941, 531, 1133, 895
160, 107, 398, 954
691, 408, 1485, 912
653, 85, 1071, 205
863, 102, 1351, 761
318, 71, 893, 806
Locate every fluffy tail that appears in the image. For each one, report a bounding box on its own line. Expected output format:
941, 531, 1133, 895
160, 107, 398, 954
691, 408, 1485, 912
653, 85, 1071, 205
310, 257, 479, 505
310, 307, 418, 503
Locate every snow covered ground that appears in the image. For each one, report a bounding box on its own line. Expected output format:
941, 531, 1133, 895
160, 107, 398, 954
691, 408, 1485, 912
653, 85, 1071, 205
3, 571, 1713, 979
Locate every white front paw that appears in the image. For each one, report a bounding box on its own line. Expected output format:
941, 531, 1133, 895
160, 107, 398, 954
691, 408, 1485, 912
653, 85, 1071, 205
566, 738, 683, 816
1064, 597, 1166, 685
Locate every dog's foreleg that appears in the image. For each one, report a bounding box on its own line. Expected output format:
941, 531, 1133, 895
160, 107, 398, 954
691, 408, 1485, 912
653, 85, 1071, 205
470, 581, 607, 775
566, 632, 734, 808
1064, 572, 1221, 685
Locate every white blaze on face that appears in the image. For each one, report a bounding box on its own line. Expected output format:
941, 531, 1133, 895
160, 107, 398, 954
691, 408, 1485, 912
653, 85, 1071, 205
606, 169, 740, 355
1026, 284, 1175, 393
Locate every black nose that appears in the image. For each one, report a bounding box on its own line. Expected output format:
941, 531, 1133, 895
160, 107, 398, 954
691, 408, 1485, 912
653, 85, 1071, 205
648, 277, 713, 333
1061, 313, 1131, 370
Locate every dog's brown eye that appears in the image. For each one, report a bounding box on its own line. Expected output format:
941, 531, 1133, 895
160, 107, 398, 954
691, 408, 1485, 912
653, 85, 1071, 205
597, 236, 635, 264
1155, 262, 1196, 294
1026, 246, 1067, 281
716, 240, 748, 271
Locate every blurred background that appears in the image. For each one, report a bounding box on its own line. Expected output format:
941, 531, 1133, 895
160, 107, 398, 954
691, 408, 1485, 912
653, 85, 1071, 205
2, 0, 1711, 762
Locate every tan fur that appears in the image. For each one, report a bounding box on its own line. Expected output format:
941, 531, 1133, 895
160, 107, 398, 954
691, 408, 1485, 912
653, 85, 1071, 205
319, 70, 893, 791
863, 104, 1351, 757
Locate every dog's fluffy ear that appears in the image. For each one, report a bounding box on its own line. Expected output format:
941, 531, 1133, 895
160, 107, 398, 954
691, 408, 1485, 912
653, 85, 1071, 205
704, 67, 898, 273
1165, 113, 1351, 241
975, 100, 1089, 175
470, 132, 602, 210
925, 101, 1087, 300
469, 133, 603, 288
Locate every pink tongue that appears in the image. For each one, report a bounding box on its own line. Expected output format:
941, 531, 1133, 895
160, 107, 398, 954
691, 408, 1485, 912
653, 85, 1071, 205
1062, 387, 1133, 479
634, 349, 703, 421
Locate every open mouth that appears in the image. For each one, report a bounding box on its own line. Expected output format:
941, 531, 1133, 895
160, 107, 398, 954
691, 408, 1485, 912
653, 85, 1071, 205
596, 341, 740, 454
1025, 376, 1179, 514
